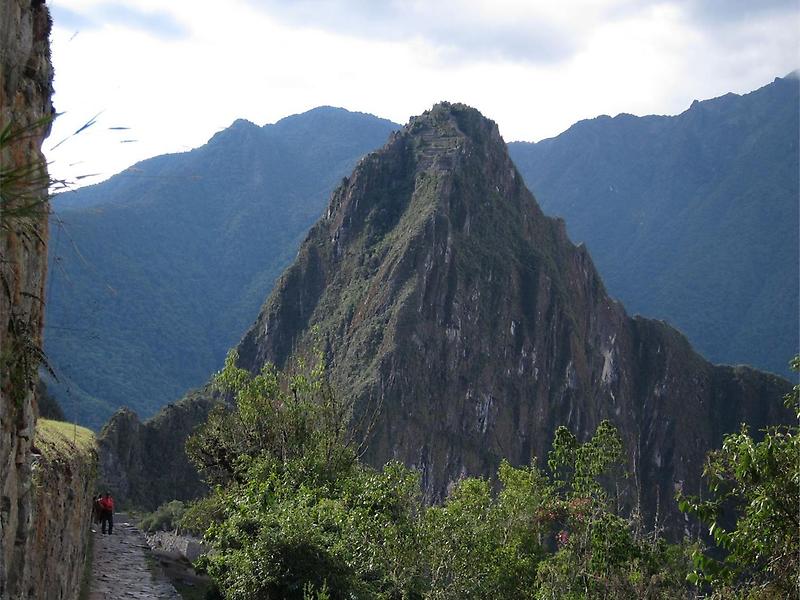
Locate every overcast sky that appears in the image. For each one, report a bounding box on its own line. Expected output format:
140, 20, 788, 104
45, 0, 798, 188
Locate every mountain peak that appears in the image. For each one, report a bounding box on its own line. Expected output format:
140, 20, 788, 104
404, 102, 502, 148
237, 102, 789, 535
207, 117, 262, 146
408, 101, 480, 127
313, 102, 527, 261
230, 117, 259, 129
271, 106, 399, 137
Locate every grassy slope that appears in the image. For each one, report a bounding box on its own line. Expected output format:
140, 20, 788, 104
35, 418, 95, 457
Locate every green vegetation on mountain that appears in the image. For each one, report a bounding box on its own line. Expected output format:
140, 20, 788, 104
45, 107, 398, 429
94, 98, 791, 545
508, 73, 799, 377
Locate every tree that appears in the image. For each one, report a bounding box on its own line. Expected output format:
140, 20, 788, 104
678, 356, 800, 599
535, 421, 691, 599
186, 349, 353, 487
422, 422, 691, 600
187, 350, 423, 600
187, 358, 693, 599
422, 464, 548, 599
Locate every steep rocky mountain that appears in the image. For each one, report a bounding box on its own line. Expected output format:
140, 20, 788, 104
45, 108, 398, 429
96, 388, 216, 509
232, 102, 790, 534
508, 73, 799, 378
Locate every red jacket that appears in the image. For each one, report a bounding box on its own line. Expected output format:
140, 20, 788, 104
100, 497, 114, 512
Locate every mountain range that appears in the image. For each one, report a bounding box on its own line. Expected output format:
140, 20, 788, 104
45, 107, 397, 428
508, 72, 799, 378
99, 102, 791, 538
45, 75, 798, 430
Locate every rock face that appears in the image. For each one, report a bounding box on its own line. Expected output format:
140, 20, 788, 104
96, 391, 216, 510
508, 74, 799, 378
236, 103, 790, 534
0, 0, 56, 597
145, 530, 208, 563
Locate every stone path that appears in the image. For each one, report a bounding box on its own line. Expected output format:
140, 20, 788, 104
88, 514, 181, 599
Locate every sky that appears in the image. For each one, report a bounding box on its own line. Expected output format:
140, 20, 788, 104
45, 0, 799, 189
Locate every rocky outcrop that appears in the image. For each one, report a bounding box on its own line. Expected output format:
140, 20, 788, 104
97, 390, 217, 510
145, 531, 208, 563
236, 103, 791, 535
0, 0, 55, 597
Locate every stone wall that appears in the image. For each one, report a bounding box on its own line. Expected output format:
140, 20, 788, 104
17, 421, 96, 600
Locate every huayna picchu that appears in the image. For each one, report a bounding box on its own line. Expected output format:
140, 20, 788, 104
231, 102, 790, 534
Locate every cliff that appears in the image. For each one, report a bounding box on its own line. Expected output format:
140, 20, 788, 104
96, 390, 217, 510
0, 0, 56, 597
236, 102, 790, 534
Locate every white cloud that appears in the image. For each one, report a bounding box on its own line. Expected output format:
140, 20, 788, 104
45, 0, 799, 190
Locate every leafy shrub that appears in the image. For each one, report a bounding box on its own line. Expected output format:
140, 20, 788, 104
678, 356, 800, 599
139, 500, 186, 533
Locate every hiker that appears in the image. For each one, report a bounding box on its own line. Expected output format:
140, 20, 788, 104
92, 494, 103, 524
99, 492, 115, 534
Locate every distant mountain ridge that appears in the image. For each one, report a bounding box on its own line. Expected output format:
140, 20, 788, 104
508, 73, 799, 377
45, 107, 399, 428
51, 74, 798, 431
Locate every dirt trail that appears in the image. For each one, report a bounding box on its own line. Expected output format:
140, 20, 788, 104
88, 513, 181, 599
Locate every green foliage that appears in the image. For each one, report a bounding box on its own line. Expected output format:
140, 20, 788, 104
678, 356, 800, 599
179, 491, 227, 536
139, 500, 187, 533
422, 464, 548, 599
198, 458, 424, 600
548, 420, 624, 501
188, 350, 423, 599
534, 421, 691, 599
189, 364, 694, 600
186, 349, 353, 487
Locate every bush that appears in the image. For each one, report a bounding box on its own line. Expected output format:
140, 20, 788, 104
139, 500, 186, 533
187, 353, 697, 599
678, 356, 800, 599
